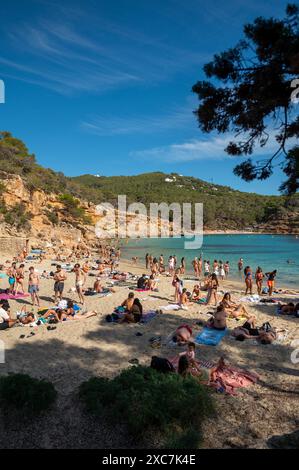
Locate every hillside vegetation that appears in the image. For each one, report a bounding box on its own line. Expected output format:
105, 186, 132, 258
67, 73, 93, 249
0, 131, 298, 232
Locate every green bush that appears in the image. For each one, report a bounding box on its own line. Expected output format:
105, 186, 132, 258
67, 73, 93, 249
79, 366, 215, 448
45, 209, 59, 225
59, 193, 91, 224
3, 203, 32, 230
0, 374, 57, 416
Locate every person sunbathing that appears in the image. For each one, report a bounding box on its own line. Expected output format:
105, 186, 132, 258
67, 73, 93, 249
220, 293, 250, 319
179, 288, 192, 308
206, 305, 227, 331
192, 284, 201, 301
278, 302, 299, 315
172, 324, 193, 345
121, 292, 135, 312
232, 317, 277, 344
119, 298, 143, 323
93, 279, 116, 294
148, 275, 158, 291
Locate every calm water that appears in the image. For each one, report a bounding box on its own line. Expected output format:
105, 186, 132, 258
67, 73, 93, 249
120, 234, 299, 287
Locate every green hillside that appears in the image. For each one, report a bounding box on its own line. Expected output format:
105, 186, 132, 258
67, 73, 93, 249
0, 131, 297, 231
72, 173, 285, 229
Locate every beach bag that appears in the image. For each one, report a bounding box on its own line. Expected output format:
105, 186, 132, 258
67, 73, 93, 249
261, 322, 272, 332
150, 356, 175, 373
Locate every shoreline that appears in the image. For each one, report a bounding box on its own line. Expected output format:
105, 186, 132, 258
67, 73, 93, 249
119, 257, 297, 292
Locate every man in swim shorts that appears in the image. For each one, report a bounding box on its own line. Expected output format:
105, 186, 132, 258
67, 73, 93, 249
54, 265, 67, 303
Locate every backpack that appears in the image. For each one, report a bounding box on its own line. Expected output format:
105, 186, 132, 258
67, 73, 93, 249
150, 356, 175, 373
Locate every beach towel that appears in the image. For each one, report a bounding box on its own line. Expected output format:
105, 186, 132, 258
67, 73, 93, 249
239, 294, 260, 303
158, 304, 181, 311
169, 356, 258, 395
195, 327, 227, 346
0, 293, 29, 300
210, 365, 259, 396
140, 310, 158, 324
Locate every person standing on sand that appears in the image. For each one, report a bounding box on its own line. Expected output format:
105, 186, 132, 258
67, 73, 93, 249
198, 257, 202, 277
145, 253, 149, 270
204, 260, 210, 277
159, 254, 164, 273
206, 273, 219, 306
54, 265, 67, 303
28, 266, 40, 307
7, 262, 17, 294
16, 264, 25, 294
244, 266, 253, 295
265, 270, 277, 296
172, 274, 183, 303
255, 267, 264, 295
192, 257, 199, 278
74, 263, 86, 305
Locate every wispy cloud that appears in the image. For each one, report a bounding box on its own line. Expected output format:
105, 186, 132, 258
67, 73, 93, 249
130, 136, 234, 162
81, 104, 195, 136
1, 4, 207, 95
130, 130, 287, 163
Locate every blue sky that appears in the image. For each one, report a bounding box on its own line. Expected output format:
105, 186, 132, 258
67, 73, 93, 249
0, 0, 292, 194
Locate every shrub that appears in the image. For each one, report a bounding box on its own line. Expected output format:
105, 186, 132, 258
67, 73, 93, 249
45, 209, 59, 225
79, 366, 215, 448
0, 374, 57, 416
3, 203, 31, 230
59, 193, 91, 224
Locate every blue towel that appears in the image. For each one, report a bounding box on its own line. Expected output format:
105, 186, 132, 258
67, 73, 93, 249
195, 327, 227, 346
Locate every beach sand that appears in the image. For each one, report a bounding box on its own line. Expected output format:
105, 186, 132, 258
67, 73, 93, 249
0, 256, 298, 449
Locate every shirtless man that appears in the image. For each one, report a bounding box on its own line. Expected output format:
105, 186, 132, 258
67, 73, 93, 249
54, 265, 67, 303
207, 305, 227, 330
74, 263, 86, 304
179, 288, 192, 308
28, 266, 40, 307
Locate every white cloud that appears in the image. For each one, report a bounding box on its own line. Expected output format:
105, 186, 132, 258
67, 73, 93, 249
81, 103, 196, 136
130, 136, 234, 162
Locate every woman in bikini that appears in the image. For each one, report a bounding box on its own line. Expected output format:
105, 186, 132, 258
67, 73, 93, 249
206, 273, 219, 306
255, 267, 264, 295
244, 266, 253, 295
16, 264, 25, 294
220, 293, 250, 319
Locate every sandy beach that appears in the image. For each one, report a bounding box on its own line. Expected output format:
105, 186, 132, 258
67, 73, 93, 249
0, 255, 298, 449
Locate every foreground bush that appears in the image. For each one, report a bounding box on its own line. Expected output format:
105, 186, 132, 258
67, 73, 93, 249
0, 374, 57, 416
79, 366, 215, 448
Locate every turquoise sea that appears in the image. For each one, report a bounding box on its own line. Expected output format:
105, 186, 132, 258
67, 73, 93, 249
120, 234, 299, 287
